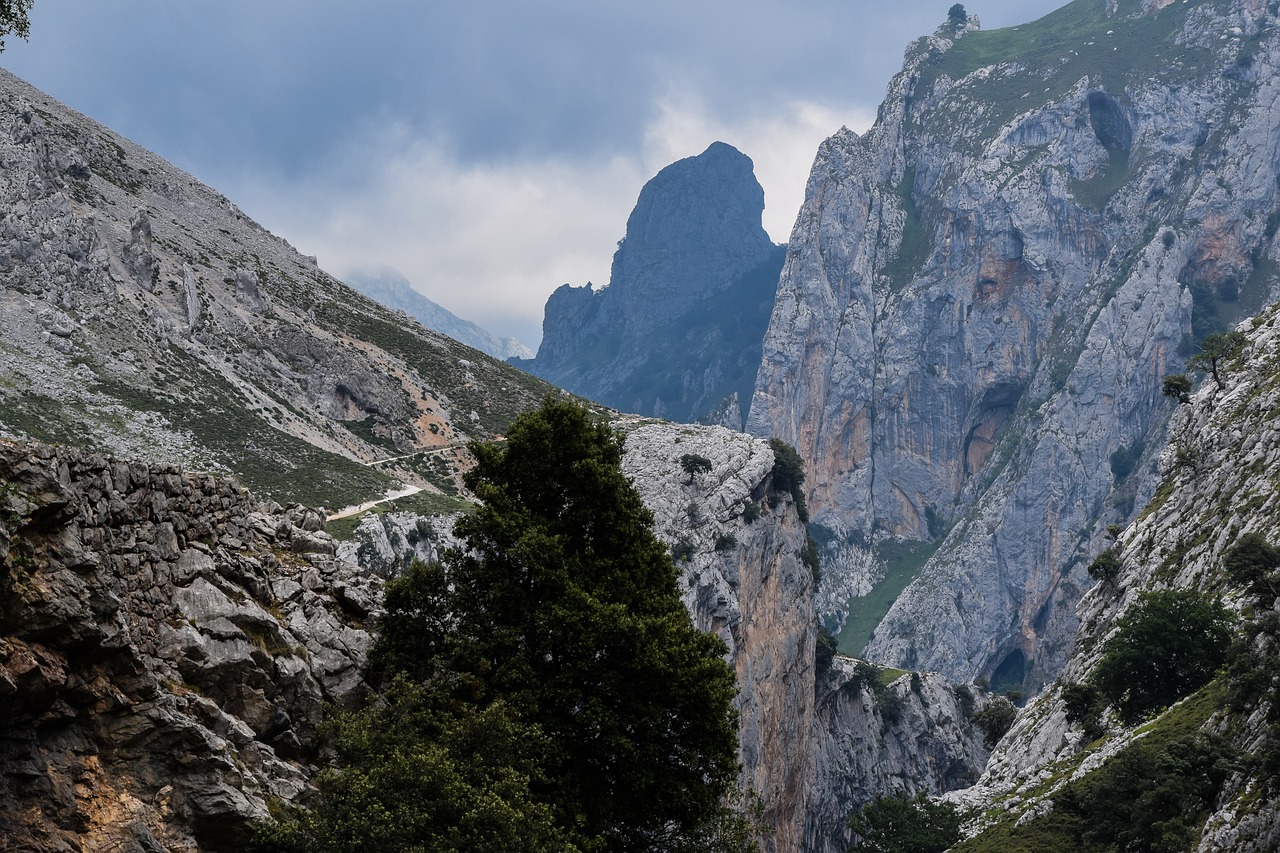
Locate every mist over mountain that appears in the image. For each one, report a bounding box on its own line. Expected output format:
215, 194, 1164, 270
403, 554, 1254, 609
343, 266, 534, 361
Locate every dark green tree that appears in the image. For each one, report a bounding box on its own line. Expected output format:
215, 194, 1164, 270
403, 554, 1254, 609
376, 398, 746, 850
251, 684, 575, 853
1222, 533, 1280, 600
947, 3, 968, 29
680, 452, 713, 482
849, 792, 963, 853
1087, 548, 1122, 584
767, 437, 808, 522
1187, 330, 1248, 386
1092, 589, 1234, 724
815, 625, 839, 678
972, 698, 1016, 748
1162, 373, 1193, 404
0, 0, 32, 50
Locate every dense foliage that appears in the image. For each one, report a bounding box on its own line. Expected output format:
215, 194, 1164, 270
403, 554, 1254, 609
1222, 532, 1280, 600
850, 792, 963, 853
1054, 730, 1238, 852
0, 0, 31, 50
972, 697, 1016, 748
1093, 590, 1234, 724
767, 438, 808, 523
257, 399, 750, 851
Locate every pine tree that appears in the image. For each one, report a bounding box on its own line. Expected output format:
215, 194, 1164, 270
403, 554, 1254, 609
260, 398, 749, 851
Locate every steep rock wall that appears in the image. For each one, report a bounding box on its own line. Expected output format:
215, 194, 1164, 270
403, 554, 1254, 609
805, 659, 996, 853
951, 296, 1280, 849
0, 440, 377, 852
749, 0, 1280, 689
620, 424, 814, 853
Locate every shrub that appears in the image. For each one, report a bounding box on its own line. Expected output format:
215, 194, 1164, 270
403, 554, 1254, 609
768, 438, 809, 522
815, 625, 839, 679
973, 698, 1016, 748
850, 792, 963, 853
679, 453, 712, 481
1061, 681, 1106, 741
741, 501, 761, 524
1222, 533, 1280, 600
1087, 549, 1122, 584
1093, 589, 1234, 724
1162, 373, 1193, 404
713, 533, 737, 552
802, 535, 822, 585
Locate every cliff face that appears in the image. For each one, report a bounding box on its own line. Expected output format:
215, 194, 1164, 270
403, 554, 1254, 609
521, 142, 785, 427
0, 440, 377, 853
620, 424, 814, 853
949, 290, 1280, 851
749, 0, 1280, 689
805, 660, 996, 853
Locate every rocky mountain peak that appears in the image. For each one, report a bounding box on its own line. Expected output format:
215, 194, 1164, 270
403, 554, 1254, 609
609, 141, 774, 311
518, 141, 784, 426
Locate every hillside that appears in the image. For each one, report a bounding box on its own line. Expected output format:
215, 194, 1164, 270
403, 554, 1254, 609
0, 68, 555, 511
950, 286, 1280, 852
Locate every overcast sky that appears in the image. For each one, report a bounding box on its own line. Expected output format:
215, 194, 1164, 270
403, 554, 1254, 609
2, 1, 1065, 348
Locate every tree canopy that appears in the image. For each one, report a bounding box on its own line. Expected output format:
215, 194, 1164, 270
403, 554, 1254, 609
0, 0, 31, 51
1092, 589, 1234, 724
1187, 330, 1248, 386
258, 398, 749, 852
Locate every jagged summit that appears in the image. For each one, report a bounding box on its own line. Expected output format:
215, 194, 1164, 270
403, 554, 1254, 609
518, 141, 784, 426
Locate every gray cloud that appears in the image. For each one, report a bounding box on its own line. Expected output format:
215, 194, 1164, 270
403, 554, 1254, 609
2, 1, 1066, 346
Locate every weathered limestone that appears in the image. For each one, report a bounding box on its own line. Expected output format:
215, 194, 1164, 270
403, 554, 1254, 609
0, 440, 379, 853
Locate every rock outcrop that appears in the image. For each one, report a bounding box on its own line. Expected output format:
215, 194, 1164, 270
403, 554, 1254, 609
519, 142, 785, 427
805, 660, 997, 852
0, 440, 378, 853
748, 0, 1280, 690
620, 423, 814, 853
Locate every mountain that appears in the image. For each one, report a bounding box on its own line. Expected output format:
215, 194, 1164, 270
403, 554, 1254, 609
517, 141, 785, 427
0, 69, 820, 852
342, 266, 534, 361
748, 0, 1280, 692
949, 286, 1280, 851
0, 68, 555, 512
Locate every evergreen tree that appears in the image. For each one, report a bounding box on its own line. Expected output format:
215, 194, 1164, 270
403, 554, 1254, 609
261, 398, 749, 851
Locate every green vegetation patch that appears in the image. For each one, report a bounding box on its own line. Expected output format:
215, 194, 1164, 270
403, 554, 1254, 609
838, 538, 941, 656
94, 358, 393, 509
914, 0, 1224, 152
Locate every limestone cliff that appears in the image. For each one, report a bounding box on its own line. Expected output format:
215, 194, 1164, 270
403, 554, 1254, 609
520, 143, 785, 427
948, 296, 1280, 849
0, 440, 377, 852
749, 0, 1280, 690
805, 659, 997, 852
620, 424, 814, 853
